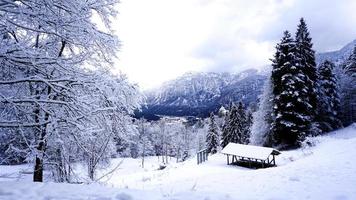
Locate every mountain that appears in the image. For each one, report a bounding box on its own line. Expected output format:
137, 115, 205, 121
316, 39, 356, 64
137, 69, 266, 119
137, 39, 356, 120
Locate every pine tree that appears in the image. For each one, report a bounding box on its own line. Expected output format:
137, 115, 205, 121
271, 30, 309, 148
295, 18, 319, 136
221, 109, 231, 148
244, 109, 253, 144
206, 113, 219, 154
221, 102, 250, 147
316, 60, 342, 132
339, 45, 356, 125
221, 104, 240, 147
228, 104, 240, 144
344, 45, 356, 77
237, 102, 249, 144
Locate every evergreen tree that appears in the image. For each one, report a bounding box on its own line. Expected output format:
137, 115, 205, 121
339, 45, 356, 125
228, 104, 240, 144
243, 109, 253, 144
221, 109, 231, 148
221, 104, 240, 147
237, 102, 249, 144
270, 19, 318, 148
316, 60, 342, 132
271, 30, 309, 148
221, 102, 250, 147
295, 18, 319, 136
344, 45, 356, 77
206, 113, 219, 154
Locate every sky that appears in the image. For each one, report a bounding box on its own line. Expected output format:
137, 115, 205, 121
113, 0, 356, 89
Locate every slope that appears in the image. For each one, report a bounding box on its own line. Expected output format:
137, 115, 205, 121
1, 124, 355, 200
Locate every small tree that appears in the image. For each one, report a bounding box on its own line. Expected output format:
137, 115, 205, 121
221, 109, 231, 148
206, 113, 219, 154
244, 109, 253, 144
221, 104, 239, 147
316, 60, 342, 132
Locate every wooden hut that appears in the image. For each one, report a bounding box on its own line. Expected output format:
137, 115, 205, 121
221, 143, 281, 168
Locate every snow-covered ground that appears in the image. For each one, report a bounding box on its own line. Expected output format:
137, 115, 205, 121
1, 124, 355, 200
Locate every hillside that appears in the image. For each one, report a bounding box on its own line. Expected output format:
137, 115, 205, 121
316, 39, 356, 64
1, 124, 355, 199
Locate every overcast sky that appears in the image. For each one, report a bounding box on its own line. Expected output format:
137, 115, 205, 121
113, 0, 356, 89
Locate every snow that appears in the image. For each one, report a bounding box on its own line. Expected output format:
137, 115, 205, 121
1, 124, 356, 200
221, 142, 279, 160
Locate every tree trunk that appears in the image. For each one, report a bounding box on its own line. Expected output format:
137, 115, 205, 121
141, 144, 145, 168
33, 156, 43, 182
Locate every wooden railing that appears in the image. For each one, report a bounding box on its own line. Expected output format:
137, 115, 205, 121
197, 149, 208, 164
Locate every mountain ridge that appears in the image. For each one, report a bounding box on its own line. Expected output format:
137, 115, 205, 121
137, 39, 356, 120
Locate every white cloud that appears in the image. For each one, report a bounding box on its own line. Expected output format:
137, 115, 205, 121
113, 0, 356, 89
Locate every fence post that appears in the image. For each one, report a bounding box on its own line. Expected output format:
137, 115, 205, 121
197, 149, 209, 165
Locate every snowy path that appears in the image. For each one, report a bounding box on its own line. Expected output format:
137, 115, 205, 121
0, 124, 355, 200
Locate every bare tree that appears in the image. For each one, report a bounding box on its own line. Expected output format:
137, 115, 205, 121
0, 0, 144, 182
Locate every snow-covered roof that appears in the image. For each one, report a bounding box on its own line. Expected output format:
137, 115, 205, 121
221, 143, 280, 160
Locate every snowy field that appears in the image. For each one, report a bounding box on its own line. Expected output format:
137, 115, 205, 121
1, 124, 355, 200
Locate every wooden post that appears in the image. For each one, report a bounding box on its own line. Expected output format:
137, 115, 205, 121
262, 160, 264, 168
197, 152, 199, 164
248, 158, 251, 168
227, 155, 229, 165
273, 155, 275, 166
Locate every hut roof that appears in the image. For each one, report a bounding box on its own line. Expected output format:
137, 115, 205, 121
221, 143, 280, 160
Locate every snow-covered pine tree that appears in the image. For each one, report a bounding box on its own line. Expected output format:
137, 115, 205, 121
339, 45, 356, 125
227, 104, 240, 144
294, 18, 319, 136
221, 108, 231, 148
206, 113, 219, 154
271, 30, 309, 148
221, 102, 249, 147
237, 102, 249, 144
316, 60, 342, 132
244, 109, 253, 144
344, 45, 356, 77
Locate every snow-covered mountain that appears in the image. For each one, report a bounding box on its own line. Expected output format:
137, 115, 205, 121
316, 39, 356, 65
137, 39, 356, 119
138, 69, 266, 119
